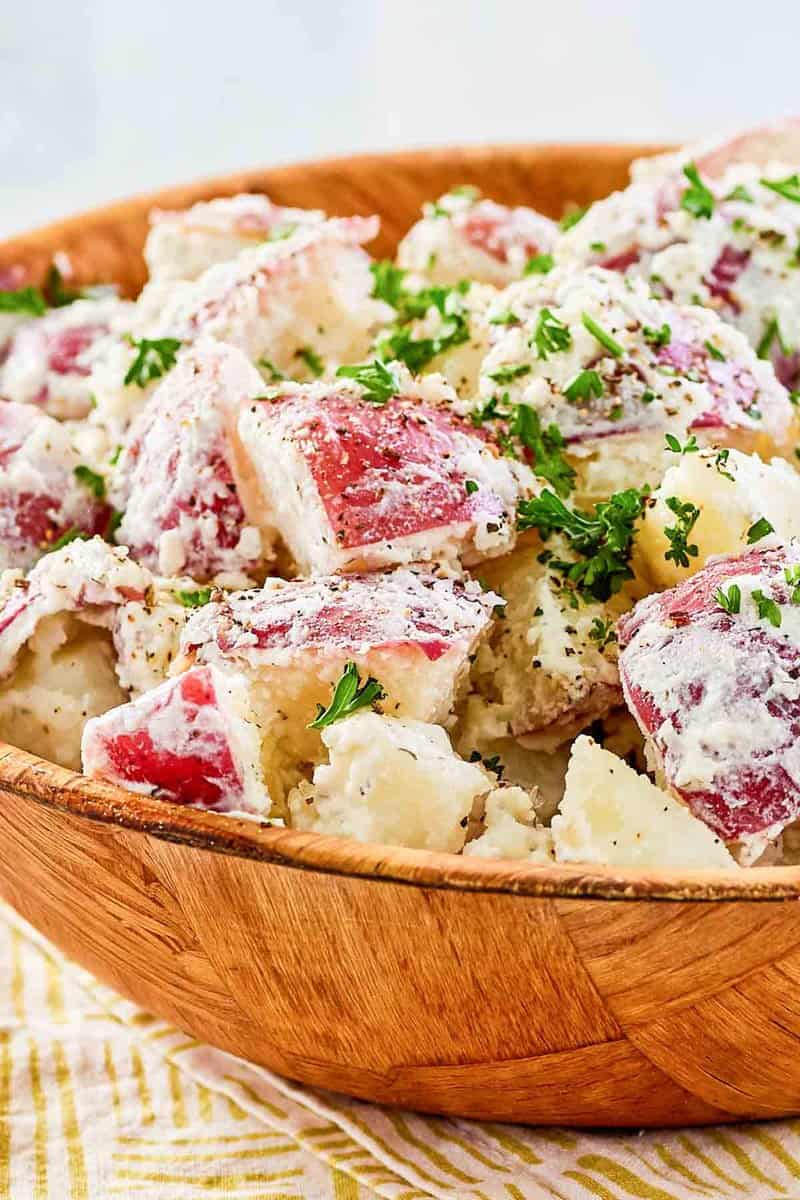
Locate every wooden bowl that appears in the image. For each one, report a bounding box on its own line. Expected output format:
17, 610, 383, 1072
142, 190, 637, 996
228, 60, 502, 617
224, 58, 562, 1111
2, 145, 800, 1129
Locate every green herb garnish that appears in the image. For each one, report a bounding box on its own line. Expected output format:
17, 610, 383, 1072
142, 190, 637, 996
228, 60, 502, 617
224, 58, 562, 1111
48, 528, 90, 553
680, 163, 714, 219
704, 340, 726, 361
523, 253, 555, 276
124, 336, 181, 387
510, 406, 575, 498
564, 369, 604, 403
643, 323, 671, 348
714, 584, 741, 615
297, 346, 325, 377
663, 497, 700, 567
488, 363, 532, 384
581, 312, 624, 357
752, 589, 782, 628
370, 261, 407, 308
746, 516, 775, 544
531, 307, 572, 359
336, 359, 398, 405
760, 174, 800, 204
308, 661, 386, 729
0, 286, 46, 316
560, 206, 588, 232
664, 433, 699, 455
73, 465, 106, 500
176, 587, 214, 609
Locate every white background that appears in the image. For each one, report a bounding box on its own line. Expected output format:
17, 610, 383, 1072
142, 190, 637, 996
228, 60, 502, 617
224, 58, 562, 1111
2, 0, 799, 237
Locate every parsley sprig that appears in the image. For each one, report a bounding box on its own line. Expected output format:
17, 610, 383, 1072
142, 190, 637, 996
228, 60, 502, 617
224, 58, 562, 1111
760, 174, 800, 204
713, 584, 741, 615
124, 337, 181, 387
663, 497, 700, 567
531, 308, 572, 359
517, 487, 646, 602
510, 406, 575, 498
374, 280, 471, 373
336, 360, 399, 405
680, 163, 715, 219
308, 662, 386, 729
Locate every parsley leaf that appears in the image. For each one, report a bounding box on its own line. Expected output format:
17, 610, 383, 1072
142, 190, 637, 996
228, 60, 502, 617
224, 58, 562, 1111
704, 340, 726, 361
756, 317, 788, 359
531, 307, 572, 359
588, 616, 617, 649
664, 433, 699, 455
0, 286, 46, 316
560, 205, 588, 232
176, 587, 214, 609
516, 487, 645, 601
464, 479, 479, 495
510, 406, 575, 498
714, 448, 735, 481
564, 369, 604, 403
468, 750, 504, 778
124, 337, 181, 388
376, 282, 471, 372
581, 312, 624, 357
73, 465, 106, 500
752, 589, 782, 628
524, 253, 555, 276
713, 584, 741, 615
370, 261, 407, 308
746, 516, 775, 544
725, 184, 754, 203
308, 661, 386, 729
643, 323, 671, 348
44, 264, 84, 307
488, 362, 531, 384
297, 345, 324, 377
663, 497, 700, 567
48, 528, 90, 553
760, 174, 800, 204
336, 359, 399, 405
680, 162, 715, 219
258, 357, 286, 381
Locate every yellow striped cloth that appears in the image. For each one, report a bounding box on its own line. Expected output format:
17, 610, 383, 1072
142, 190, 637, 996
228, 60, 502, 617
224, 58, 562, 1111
1, 901, 799, 1200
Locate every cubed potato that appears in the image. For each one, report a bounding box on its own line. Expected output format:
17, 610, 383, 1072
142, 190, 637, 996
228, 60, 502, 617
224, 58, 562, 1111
145, 193, 325, 282
288, 711, 490, 852
398, 189, 557, 287
238, 374, 532, 575
82, 664, 269, 815
0, 400, 111, 570
178, 567, 497, 805
618, 544, 800, 861
464, 785, 554, 861
637, 447, 800, 589
114, 340, 272, 580
552, 736, 737, 868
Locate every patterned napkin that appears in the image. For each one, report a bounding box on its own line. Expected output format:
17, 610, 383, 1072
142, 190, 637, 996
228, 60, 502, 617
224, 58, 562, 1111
0, 900, 797, 1200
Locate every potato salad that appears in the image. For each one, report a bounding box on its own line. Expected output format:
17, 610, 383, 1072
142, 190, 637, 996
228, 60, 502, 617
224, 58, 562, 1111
3, 118, 800, 869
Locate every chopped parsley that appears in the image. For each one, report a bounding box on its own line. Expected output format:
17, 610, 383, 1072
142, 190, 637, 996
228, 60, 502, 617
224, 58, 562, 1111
470, 394, 511, 427
588, 616, 617, 650
108, 445, 122, 467
488, 362, 532, 384
756, 317, 788, 360
370, 260, 407, 308
105, 509, 123, 539
746, 516, 775, 544
559, 205, 588, 232
680, 163, 715, 220
297, 345, 324, 377
725, 184, 754, 203
44, 263, 84, 307
663, 497, 700, 567
468, 750, 504, 778
73, 465, 106, 500
308, 661, 386, 729
267, 222, 298, 241
643, 323, 671, 348
510, 406, 575, 498
336, 359, 399, 404
464, 479, 479, 495
664, 433, 699, 455
176, 587, 214, 609
752, 589, 782, 628
258, 357, 286, 381
704, 340, 726, 361
124, 336, 181, 387
516, 487, 646, 602
713, 583, 741, 615
564, 369, 604, 403
531, 307, 572, 359
488, 310, 518, 326
581, 312, 624, 357
760, 173, 800, 204
48, 528, 90, 553
523, 253, 554, 276
714, 448, 735, 481
785, 564, 800, 604
0, 286, 46, 316
375, 281, 471, 372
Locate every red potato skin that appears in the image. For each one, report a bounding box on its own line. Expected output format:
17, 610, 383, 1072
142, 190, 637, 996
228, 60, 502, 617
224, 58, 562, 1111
458, 201, 556, 264
82, 666, 258, 812
618, 547, 800, 841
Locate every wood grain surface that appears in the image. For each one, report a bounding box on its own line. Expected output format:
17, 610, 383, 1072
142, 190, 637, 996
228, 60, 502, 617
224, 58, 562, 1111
2, 145, 800, 1126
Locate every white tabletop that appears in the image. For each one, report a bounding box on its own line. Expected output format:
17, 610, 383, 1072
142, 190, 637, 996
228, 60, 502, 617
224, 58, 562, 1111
2, 0, 798, 238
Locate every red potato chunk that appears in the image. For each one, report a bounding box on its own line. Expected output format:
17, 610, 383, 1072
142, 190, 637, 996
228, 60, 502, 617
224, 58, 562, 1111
397, 189, 558, 287
177, 567, 499, 806
145, 192, 326, 282
238, 376, 532, 575
114, 340, 271, 580
1, 298, 129, 419
0, 399, 111, 570
0, 537, 150, 681
81, 664, 268, 814
618, 544, 800, 858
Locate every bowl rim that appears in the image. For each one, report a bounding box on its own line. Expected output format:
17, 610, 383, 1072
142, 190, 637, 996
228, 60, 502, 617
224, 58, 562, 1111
3, 145, 799, 905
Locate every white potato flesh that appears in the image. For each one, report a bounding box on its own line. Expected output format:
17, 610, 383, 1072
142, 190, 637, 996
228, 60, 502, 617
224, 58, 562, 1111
464, 785, 554, 861
551, 736, 737, 868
